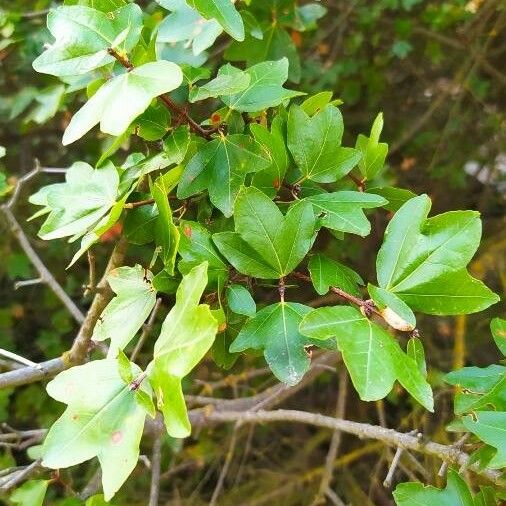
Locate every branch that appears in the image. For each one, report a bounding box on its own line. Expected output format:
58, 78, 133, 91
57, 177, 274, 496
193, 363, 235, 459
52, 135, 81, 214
148, 424, 163, 506
194, 409, 502, 484
1, 206, 85, 324
0, 237, 128, 389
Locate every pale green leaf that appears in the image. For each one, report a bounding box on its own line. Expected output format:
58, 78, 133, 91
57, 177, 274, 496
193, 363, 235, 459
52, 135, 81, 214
305, 191, 387, 236
10, 480, 48, 506
491, 318, 506, 357
394, 469, 474, 506
148, 263, 218, 437
355, 112, 389, 180
226, 284, 256, 317
221, 59, 304, 112
42, 359, 149, 500
308, 253, 363, 297
188, 0, 244, 41
63, 61, 183, 145
33, 4, 142, 76
92, 265, 157, 357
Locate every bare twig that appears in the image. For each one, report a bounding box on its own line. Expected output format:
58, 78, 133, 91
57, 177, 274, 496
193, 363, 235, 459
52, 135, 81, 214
1, 206, 85, 324
148, 427, 163, 506
209, 422, 239, 506
312, 369, 348, 505
0, 459, 42, 491
131, 298, 162, 362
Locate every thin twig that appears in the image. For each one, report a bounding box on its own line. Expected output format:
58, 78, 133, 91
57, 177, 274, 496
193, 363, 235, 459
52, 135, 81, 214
0, 459, 42, 491
312, 369, 348, 505
148, 428, 163, 506
2, 206, 85, 324
131, 298, 162, 361
209, 422, 240, 506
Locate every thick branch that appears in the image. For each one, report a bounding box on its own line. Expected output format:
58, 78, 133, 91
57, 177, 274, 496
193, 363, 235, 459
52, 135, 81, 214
0, 238, 128, 389
194, 409, 502, 484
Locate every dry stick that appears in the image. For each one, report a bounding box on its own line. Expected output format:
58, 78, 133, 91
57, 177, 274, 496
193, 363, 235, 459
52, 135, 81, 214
208, 423, 240, 506
107, 48, 216, 140
195, 409, 502, 484
0, 238, 128, 390
148, 429, 163, 506
131, 298, 163, 361
0, 459, 41, 491
382, 427, 424, 488
312, 369, 348, 505
1, 206, 85, 324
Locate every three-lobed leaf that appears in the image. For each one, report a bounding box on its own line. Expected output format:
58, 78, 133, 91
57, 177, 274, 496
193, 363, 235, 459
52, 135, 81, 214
41, 359, 149, 500
177, 134, 270, 216
376, 195, 498, 315
33, 4, 142, 77
92, 265, 157, 357
287, 104, 361, 183
63, 61, 183, 145
300, 306, 433, 410
213, 187, 317, 278
230, 302, 313, 385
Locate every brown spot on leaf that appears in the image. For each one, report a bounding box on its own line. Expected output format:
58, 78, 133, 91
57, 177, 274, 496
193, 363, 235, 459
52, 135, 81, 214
111, 431, 123, 445
183, 225, 192, 238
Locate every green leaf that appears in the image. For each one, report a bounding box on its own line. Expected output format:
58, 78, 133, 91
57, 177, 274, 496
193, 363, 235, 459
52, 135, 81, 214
33, 4, 142, 77
157, 0, 222, 55
220, 59, 304, 112
367, 186, 417, 212
230, 302, 313, 385
407, 337, 427, 377
29, 161, 119, 241
135, 103, 171, 141
177, 134, 270, 216
250, 116, 289, 197
226, 284, 256, 317
225, 24, 301, 82
355, 112, 389, 180
491, 318, 506, 357
124, 205, 158, 245
463, 412, 506, 468
151, 173, 180, 275
188, 0, 244, 41
163, 126, 191, 165
10, 480, 49, 506
92, 265, 157, 357
300, 306, 433, 410
25, 85, 65, 125
148, 263, 218, 437
63, 61, 183, 145
178, 220, 229, 286
213, 187, 317, 278
396, 269, 499, 315
393, 469, 474, 506
300, 91, 334, 116
308, 253, 363, 297
376, 195, 498, 315
304, 191, 387, 236
189, 64, 251, 102
368, 284, 416, 331
288, 105, 361, 183
42, 359, 149, 500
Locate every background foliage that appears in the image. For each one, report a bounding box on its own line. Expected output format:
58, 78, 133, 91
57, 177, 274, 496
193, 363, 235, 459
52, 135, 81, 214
0, 0, 504, 504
